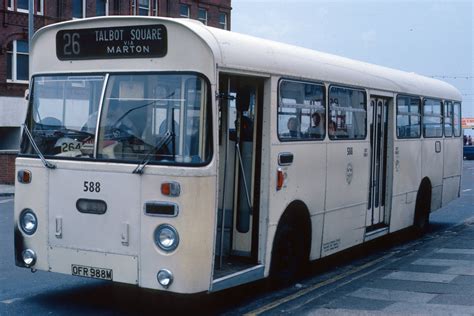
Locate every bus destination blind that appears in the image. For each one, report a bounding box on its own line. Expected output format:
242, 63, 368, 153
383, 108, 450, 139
56, 24, 167, 60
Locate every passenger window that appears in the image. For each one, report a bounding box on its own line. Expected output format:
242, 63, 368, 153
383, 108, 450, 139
396, 95, 421, 138
328, 86, 366, 140
423, 98, 443, 138
278, 80, 325, 141
444, 101, 453, 137
453, 102, 461, 137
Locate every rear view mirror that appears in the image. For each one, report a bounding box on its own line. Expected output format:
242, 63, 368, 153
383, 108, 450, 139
24, 89, 29, 101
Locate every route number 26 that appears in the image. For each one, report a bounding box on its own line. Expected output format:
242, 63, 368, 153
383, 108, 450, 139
63, 33, 80, 56
83, 181, 101, 193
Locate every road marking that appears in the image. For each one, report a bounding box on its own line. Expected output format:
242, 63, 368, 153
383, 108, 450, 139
0, 199, 13, 204
244, 251, 397, 316
413, 258, 472, 267
383, 271, 456, 283
445, 266, 474, 276
1, 298, 22, 304
349, 287, 436, 303
436, 248, 474, 255
384, 302, 474, 314
462, 189, 472, 192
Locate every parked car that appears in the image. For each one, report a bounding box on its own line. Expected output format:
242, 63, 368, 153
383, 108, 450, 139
464, 146, 474, 160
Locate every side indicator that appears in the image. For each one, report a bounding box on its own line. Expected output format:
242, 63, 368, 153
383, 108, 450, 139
17, 170, 32, 184
161, 182, 181, 197
277, 168, 284, 191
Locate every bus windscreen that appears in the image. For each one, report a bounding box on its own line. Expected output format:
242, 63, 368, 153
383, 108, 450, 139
21, 73, 212, 166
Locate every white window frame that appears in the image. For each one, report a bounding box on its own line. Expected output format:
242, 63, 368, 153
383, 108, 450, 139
219, 12, 228, 30
7, 0, 14, 11
36, 0, 44, 15
180, 4, 190, 18
152, 0, 159, 16
7, 40, 29, 84
198, 7, 207, 25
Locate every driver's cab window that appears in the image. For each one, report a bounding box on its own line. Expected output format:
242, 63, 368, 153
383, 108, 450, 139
97, 74, 210, 164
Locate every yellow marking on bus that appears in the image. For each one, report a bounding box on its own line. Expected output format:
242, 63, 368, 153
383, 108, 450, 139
244, 252, 397, 316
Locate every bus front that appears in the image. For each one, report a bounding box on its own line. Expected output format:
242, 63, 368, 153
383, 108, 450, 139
14, 17, 218, 294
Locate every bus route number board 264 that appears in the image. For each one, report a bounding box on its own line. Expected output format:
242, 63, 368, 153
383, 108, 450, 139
71, 264, 113, 281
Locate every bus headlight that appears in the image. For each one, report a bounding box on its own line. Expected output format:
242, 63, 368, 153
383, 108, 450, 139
154, 224, 179, 252
157, 269, 173, 288
22, 249, 37, 267
20, 209, 38, 235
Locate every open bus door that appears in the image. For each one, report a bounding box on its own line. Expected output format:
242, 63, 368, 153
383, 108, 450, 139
214, 74, 264, 281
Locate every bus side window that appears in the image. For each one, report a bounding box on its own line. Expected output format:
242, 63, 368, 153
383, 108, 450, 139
278, 79, 325, 141
423, 98, 443, 138
396, 95, 421, 139
328, 87, 366, 140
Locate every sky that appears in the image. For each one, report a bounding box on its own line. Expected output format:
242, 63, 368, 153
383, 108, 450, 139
231, 0, 473, 131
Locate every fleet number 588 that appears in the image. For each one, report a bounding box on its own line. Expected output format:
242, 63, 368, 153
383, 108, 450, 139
83, 181, 101, 193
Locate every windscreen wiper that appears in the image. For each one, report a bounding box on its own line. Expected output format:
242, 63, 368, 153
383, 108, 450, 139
133, 131, 172, 175
22, 123, 56, 169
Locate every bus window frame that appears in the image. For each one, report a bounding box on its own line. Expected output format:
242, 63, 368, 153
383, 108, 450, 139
276, 78, 326, 143
453, 101, 462, 137
19, 71, 214, 168
443, 100, 454, 138
422, 97, 443, 139
327, 84, 367, 141
396, 94, 422, 139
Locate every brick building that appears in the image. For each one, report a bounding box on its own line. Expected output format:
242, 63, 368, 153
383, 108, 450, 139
0, 0, 231, 184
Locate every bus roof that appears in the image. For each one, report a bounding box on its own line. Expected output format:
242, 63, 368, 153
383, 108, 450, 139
33, 16, 462, 101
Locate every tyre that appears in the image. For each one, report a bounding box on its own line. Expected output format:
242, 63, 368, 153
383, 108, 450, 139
270, 219, 308, 287
413, 179, 431, 234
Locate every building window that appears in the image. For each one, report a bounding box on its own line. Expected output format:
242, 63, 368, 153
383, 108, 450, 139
138, 0, 150, 15
132, 0, 150, 15
152, 0, 159, 16
219, 12, 227, 30
17, 0, 28, 12
7, 40, 29, 83
180, 4, 190, 18
96, 0, 108, 16
198, 8, 207, 25
8, 0, 43, 14
72, 0, 86, 18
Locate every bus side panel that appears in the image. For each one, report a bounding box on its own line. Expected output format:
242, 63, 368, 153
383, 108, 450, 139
441, 137, 462, 208
390, 140, 421, 232
323, 141, 369, 256
14, 160, 50, 271
139, 174, 217, 293
269, 143, 326, 261
321, 205, 366, 257
421, 139, 443, 210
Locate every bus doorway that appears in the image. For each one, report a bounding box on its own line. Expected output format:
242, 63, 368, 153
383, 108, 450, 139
366, 97, 393, 236
214, 74, 264, 280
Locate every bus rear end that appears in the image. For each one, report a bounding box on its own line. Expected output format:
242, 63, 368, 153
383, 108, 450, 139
14, 17, 218, 294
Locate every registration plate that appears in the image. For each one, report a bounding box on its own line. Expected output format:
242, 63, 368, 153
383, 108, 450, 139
71, 264, 113, 281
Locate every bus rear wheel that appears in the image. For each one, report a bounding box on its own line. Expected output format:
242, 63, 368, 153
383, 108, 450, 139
413, 179, 431, 234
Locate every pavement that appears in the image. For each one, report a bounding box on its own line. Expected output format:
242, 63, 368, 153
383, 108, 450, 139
0, 184, 14, 196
